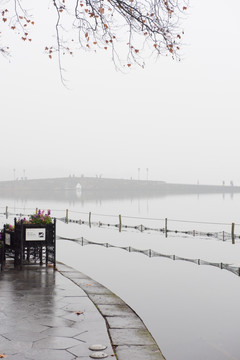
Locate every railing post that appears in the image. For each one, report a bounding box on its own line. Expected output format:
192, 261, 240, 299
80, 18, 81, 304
20, 220, 24, 270
165, 218, 168, 238
53, 218, 56, 269
119, 214, 122, 232
65, 209, 69, 224
231, 222, 235, 244
89, 212, 91, 228
223, 231, 225, 241
6, 206, 8, 220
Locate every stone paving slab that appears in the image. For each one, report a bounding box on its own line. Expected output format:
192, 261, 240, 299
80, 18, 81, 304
109, 328, 157, 346
106, 314, 146, 329
73, 281, 113, 295
116, 345, 164, 360
88, 293, 126, 305
98, 304, 134, 317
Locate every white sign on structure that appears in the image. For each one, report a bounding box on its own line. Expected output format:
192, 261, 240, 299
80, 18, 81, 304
25, 228, 46, 241
5, 233, 11, 246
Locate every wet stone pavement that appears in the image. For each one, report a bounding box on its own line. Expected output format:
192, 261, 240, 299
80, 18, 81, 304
0, 262, 165, 360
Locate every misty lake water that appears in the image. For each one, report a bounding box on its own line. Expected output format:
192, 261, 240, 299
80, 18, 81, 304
1, 190, 240, 360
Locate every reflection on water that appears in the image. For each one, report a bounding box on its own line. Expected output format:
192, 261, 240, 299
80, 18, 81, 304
1, 191, 240, 360
0, 188, 190, 204
0, 184, 237, 204
1, 188, 239, 226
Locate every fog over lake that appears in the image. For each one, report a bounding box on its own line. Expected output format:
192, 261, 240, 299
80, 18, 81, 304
1, 189, 240, 360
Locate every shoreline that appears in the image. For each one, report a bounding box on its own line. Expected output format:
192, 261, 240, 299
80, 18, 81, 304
57, 262, 166, 360
0, 261, 165, 360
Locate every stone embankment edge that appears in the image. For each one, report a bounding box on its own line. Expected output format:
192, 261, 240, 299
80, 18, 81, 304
57, 262, 166, 360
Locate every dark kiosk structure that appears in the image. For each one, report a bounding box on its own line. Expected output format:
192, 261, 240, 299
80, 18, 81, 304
3, 218, 56, 269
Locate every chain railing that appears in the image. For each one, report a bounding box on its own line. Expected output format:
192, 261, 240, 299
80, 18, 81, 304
1, 206, 240, 244
57, 215, 240, 244
1, 206, 240, 276
57, 235, 240, 277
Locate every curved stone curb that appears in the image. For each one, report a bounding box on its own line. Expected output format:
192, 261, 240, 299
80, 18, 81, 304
57, 262, 166, 360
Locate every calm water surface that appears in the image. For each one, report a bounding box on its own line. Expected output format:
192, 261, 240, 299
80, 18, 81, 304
1, 191, 240, 360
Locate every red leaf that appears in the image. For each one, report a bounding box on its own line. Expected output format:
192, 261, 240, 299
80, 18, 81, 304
75, 311, 84, 316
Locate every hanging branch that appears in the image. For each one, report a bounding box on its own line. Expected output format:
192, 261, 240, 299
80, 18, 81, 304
1, 0, 188, 70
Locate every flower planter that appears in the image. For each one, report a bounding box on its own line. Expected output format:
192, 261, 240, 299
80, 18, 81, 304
3, 218, 56, 269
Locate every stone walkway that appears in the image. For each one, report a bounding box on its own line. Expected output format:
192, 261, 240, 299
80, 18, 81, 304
0, 262, 165, 360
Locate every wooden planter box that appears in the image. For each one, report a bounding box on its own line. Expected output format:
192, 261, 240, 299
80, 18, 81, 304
3, 219, 56, 268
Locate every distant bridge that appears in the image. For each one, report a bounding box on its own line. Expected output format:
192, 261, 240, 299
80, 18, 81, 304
0, 176, 239, 195
0, 176, 166, 193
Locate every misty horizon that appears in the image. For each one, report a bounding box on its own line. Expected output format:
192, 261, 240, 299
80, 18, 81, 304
1, 1, 239, 187
0, 172, 239, 187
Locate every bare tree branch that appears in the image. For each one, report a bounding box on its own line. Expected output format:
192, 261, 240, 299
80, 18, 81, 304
0, 0, 188, 72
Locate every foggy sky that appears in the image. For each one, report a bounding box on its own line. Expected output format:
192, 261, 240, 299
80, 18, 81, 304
0, 0, 239, 185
